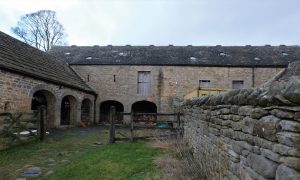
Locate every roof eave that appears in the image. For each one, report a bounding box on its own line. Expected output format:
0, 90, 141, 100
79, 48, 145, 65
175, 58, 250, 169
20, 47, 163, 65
0, 66, 97, 95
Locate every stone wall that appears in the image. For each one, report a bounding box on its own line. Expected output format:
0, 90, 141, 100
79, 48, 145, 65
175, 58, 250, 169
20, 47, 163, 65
0, 69, 95, 127
182, 63, 300, 179
71, 65, 282, 122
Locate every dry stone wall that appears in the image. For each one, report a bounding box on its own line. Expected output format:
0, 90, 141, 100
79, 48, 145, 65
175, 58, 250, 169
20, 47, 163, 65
182, 62, 300, 180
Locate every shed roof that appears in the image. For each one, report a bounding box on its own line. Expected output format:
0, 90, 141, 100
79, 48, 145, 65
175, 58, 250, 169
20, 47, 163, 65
50, 45, 300, 67
0, 31, 95, 94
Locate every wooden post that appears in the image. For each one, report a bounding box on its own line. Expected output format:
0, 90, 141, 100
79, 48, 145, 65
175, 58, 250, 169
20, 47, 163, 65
176, 112, 181, 137
177, 112, 181, 127
38, 106, 46, 141
109, 106, 116, 144
130, 111, 134, 142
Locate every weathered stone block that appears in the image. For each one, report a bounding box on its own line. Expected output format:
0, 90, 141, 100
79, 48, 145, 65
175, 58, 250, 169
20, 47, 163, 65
247, 153, 279, 178
238, 106, 254, 116
253, 136, 273, 150
272, 144, 300, 157
220, 108, 230, 115
240, 165, 268, 180
232, 115, 243, 121
276, 164, 300, 180
250, 108, 269, 119
225, 170, 240, 180
232, 141, 253, 155
277, 132, 300, 148
233, 131, 254, 145
220, 129, 234, 138
282, 76, 300, 104
253, 115, 281, 141
242, 117, 256, 134
261, 148, 281, 162
231, 105, 239, 115
228, 149, 240, 162
294, 112, 300, 121
278, 120, 300, 132
280, 157, 300, 171
232, 121, 243, 131
271, 109, 294, 119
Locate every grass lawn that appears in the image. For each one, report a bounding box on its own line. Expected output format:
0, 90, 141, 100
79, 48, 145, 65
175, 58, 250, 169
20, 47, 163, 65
0, 127, 162, 179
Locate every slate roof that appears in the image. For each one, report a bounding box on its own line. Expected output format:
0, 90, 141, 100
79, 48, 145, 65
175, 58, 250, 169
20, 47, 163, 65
0, 31, 95, 94
50, 45, 300, 67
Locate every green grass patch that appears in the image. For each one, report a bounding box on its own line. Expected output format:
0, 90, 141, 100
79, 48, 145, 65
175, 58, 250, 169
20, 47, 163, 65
43, 142, 161, 180
0, 127, 162, 179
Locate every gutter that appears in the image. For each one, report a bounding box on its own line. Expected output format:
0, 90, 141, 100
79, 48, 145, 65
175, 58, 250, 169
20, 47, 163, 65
69, 63, 288, 68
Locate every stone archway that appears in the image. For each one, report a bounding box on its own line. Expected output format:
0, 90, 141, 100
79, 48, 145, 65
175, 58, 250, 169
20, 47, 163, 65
81, 98, 93, 124
60, 95, 77, 125
131, 100, 157, 122
31, 90, 56, 128
100, 100, 124, 123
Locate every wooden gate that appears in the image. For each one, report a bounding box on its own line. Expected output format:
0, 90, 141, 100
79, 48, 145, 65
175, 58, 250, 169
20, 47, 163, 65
0, 106, 46, 150
108, 106, 183, 143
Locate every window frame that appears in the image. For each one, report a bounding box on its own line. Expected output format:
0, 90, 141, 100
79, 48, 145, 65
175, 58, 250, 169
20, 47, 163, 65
199, 80, 211, 89
232, 80, 244, 89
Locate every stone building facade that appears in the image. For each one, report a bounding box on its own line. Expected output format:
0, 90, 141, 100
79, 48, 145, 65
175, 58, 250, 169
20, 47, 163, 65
0, 31, 96, 128
71, 65, 283, 122
50, 45, 299, 123
2, 30, 300, 126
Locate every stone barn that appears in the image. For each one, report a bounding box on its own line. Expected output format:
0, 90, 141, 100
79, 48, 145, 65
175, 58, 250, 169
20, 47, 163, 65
0, 31, 96, 128
50, 45, 300, 123
1, 30, 300, 125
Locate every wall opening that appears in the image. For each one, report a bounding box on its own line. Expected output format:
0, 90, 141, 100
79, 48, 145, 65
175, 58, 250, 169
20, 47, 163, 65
31, 90, 56, 128
81, 98, 92, 123
132, 100, 157, 122
100, 100, 124, 124
137, 71, 151, 94
61, 95, 77, 125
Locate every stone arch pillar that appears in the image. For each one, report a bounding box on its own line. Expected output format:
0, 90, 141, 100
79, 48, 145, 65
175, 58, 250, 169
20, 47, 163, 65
80, 97, 94, 125
30, 84, 58, 128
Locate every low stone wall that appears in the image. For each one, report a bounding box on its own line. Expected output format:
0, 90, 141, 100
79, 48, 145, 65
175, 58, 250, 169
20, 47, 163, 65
182, 62, 300, 179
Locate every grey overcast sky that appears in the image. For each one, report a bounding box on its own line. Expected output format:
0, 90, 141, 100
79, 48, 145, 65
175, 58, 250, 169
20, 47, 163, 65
0, 0, 299, 46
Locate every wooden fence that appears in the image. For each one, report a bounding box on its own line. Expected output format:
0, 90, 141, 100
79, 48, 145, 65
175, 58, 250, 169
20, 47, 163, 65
0, 106, 46, 150
108, 106, 183, 143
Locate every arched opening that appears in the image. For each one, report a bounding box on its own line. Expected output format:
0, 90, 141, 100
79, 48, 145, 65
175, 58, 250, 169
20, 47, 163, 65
81, 98, 92, 124
132, 101, 157, 123
31, 90, 56, 128
61, 95, 77, 125
100, 100, 124, 124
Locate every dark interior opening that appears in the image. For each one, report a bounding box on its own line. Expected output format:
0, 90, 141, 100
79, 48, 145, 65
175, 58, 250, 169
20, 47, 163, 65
100, 100, 124, 123
61, 97, 71, 125
31, 91, 47, 110
81, 99, 91, 123
132, 101, 157, 122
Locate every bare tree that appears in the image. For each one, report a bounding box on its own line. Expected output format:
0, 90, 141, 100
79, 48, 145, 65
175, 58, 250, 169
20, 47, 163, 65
11, 10, 67, 51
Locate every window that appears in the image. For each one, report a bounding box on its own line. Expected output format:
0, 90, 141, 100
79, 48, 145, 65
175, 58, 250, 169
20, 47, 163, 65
232, 80, 244, 89
199, 80, 210, 88
138, 71, 151, 94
